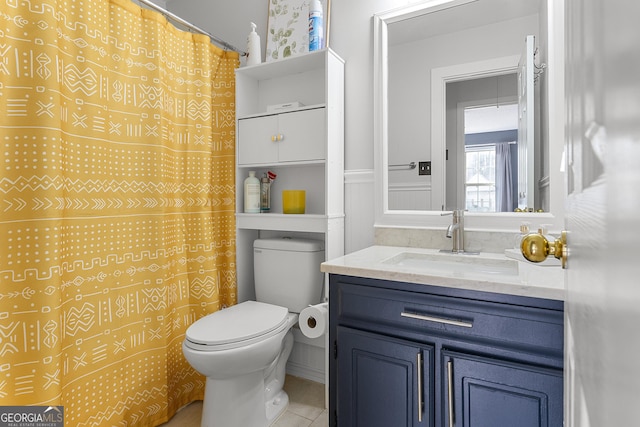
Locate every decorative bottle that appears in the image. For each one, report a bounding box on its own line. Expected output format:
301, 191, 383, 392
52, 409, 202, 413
260, 173, 271, 212
244, 171, 260, 213
309, 0, 324, 52
514, 221, 531, 250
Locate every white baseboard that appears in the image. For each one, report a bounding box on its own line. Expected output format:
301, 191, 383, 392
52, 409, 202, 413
286, 361, 325, 384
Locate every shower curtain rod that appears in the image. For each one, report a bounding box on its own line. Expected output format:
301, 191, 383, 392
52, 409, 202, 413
136, 0, 247, 56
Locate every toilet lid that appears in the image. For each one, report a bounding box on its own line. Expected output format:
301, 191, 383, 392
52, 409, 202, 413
185, 301, 288, 347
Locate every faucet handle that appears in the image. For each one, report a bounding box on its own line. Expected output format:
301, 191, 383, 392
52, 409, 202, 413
441, 209, 464, 217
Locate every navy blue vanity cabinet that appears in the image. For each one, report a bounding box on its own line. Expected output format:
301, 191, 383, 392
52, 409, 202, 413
328, 274, 564, 427
443, 351, 563, 427
337, 327, 433, 426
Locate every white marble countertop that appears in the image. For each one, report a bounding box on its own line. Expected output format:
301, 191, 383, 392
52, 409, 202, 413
321, 245, 565, 301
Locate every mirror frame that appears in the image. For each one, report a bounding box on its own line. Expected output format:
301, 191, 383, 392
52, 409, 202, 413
373, 0, 566, 232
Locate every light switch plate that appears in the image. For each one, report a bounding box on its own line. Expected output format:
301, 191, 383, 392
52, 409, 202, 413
418, 161, 431, 175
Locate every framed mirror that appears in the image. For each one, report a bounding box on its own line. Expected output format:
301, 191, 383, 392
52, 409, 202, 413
373, 0, 565, 231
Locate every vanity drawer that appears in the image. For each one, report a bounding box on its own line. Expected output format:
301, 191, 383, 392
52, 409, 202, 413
334, 281, 564, 358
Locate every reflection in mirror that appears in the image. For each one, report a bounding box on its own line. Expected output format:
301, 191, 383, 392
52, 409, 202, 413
383, 0, 546, 213
446, 74, 519, 213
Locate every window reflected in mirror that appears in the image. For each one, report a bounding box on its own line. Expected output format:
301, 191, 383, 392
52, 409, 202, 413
463, 103, 518, 213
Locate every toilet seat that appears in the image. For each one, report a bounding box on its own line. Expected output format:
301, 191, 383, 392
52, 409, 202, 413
184, 301, 289, 351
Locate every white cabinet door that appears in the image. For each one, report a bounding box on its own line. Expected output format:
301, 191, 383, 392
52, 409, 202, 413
278, 108, 326, 162
238, 115, 279, 165
238, 108, 326, 165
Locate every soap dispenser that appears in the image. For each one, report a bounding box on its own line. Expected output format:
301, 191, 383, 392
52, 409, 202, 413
246, 22, 261, 66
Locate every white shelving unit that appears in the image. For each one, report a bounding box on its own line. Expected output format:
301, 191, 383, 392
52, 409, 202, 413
235, 48, 345, 304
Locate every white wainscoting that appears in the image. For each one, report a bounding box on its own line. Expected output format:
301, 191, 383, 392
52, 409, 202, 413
388, 182, 432, 211
286, 327, 326, 384
344, 170, 376, 253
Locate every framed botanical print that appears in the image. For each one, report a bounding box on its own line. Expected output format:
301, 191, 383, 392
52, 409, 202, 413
266, 0, 331, 62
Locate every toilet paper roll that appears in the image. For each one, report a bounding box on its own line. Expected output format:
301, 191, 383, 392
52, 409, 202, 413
299, 302, 328, 339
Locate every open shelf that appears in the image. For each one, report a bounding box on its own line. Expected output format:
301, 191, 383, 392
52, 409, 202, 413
236, 213, 330, 233
237, 49, 328, 81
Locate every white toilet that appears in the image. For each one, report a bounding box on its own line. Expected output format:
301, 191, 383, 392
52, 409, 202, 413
182, 237, 325, 427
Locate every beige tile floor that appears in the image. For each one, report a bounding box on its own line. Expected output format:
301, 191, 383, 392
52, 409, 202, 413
160, 375, 328, 427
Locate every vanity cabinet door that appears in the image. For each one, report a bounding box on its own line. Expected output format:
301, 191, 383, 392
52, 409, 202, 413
337, 327, 433, 427
237, 108, 325, 165
442, 351, 563, 427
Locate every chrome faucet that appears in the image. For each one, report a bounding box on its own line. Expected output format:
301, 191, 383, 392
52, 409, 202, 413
442, 209, 465, 253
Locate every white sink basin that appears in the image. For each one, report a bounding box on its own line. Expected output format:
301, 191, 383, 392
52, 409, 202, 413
382, 251, 519, 277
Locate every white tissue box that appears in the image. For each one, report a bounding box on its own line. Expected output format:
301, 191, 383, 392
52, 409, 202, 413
266, 101, 304, 112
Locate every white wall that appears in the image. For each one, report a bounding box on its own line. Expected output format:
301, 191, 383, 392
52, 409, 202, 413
137, 0, 167, 9
165, 0, 268, 68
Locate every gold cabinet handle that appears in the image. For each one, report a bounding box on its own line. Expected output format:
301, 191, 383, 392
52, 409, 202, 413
417, 352, 423, 423
521, 230, 568, 269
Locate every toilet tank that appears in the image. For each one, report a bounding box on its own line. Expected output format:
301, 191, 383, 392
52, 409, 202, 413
253, 238, 325, 313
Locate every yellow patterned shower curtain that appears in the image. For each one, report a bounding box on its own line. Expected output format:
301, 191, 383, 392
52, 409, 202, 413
0, 0, 238, 425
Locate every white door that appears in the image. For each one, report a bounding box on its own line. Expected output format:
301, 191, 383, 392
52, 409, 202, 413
564, 0, 640, 426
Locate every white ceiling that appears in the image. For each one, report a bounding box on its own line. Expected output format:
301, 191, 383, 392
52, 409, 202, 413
388, 0, 541, 46
464, 103, 519, 134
